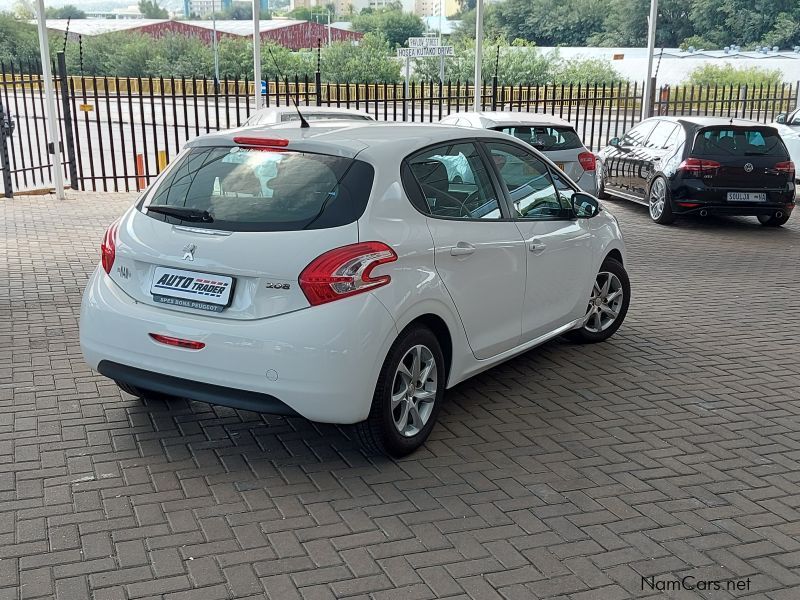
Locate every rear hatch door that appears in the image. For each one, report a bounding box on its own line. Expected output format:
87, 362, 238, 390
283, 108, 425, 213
108, 143, 375, 321
691, 125, 793, 192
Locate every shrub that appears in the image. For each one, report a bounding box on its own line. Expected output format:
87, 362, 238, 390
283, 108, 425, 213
686, 63, 783, 87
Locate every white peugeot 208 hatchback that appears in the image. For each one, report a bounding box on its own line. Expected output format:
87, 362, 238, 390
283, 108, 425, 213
80, 123, 629, 456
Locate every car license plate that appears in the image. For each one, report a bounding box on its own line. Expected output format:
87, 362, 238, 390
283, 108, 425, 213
727, 192, 767, 202
555, 162, 565, 171
151, 266, 233, 312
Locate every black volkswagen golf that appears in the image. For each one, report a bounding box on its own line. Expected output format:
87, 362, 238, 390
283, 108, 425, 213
597, 117, 795, 226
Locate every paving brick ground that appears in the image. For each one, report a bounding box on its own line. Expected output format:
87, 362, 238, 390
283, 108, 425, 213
1, 192, 800, 600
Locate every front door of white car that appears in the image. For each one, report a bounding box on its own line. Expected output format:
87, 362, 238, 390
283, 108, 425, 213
406, 141, 527, 360
484, 141, 596, 341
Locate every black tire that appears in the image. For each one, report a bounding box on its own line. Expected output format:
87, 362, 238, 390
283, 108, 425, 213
648, 176, 675, 225
567, 257, 631, 344
757, 213, 791, 227
355, 325, 445, 457
115, 381, 176, 403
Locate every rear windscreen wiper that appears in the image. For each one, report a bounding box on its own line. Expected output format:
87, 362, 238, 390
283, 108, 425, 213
146, 205, 214, 223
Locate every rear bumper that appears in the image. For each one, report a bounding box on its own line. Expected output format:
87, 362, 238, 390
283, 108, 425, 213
575, 170, 598, 195
80, 267, 399, 424
671, 184, 795, 216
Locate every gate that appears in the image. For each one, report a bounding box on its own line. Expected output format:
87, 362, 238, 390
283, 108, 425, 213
0, 53, 77, 198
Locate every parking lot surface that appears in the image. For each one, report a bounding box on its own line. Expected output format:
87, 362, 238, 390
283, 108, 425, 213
2, 193, 799, 600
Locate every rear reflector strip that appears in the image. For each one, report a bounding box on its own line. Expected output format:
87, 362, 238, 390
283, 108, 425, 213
149, 333, 205, 350
677, 202, 702, 208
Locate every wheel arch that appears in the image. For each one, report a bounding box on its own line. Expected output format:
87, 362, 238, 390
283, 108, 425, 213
604, 248, 623, 266
398, 313, 453, 382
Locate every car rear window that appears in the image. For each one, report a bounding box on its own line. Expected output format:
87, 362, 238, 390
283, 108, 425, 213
492, 126, 583, 151
141, 146, 374, 232
692, 126, 787, 157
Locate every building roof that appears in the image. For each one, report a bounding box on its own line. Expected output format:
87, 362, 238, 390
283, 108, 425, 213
40, 18, 320, 37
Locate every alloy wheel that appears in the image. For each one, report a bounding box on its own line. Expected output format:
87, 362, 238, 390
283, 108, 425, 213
649, 178, 666, 220
583, 271, 624, 333
391, 344, 437, 437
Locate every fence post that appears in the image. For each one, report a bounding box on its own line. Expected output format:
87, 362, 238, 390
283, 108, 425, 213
315, 38, 322, 107
738, 84, 747, 118
644, 76, 657, 118
56, 52, 78, 191
491, 75, 498, 111
0, 99, 12, 198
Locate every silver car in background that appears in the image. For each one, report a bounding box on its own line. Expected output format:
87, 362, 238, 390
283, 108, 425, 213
439, 111, 598, 194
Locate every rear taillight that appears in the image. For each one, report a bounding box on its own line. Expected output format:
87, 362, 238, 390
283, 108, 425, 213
299, 241, 398, 306
578, 152, 596, 172
101, 220, 120, 275
149, 333, 205, 350
774, 160, 795, 177
678, 157, 721, 175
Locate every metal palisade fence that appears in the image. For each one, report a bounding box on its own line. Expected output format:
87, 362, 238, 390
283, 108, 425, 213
1, 54, 798, 197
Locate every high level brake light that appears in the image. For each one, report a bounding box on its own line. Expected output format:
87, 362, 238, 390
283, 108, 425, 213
299, 242, 398, 306
232, 136, 290, 149
101, 220, 120, 275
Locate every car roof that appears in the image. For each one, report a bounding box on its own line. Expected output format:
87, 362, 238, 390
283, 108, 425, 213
187, 122, 517, 160
445, 111, 574, 129
652, 116, 777, 130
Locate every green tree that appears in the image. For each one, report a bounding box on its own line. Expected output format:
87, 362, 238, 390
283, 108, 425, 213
46, 5, 87, 19
352, 9, 423, 47
0, 12, 40, 65
322, 33, 400, 82
223, 4, 252, 20
138, 0, 169, 19
12, 0, 34, 20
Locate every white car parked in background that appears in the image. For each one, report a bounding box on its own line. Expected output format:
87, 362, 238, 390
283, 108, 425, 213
439, 111, 598, 194
80, 123, 629, 456
244, 106, 375, 126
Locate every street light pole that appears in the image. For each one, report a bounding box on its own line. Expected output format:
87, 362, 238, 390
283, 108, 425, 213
642, 0, 659, 119
253, 0, 261, 108
34, 0, 65, 200
473, 0, 483, 111
212, 0, 220, 85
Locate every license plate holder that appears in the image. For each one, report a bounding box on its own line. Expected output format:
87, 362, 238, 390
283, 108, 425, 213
727, 192, 767, 202
151, 266, 234, 312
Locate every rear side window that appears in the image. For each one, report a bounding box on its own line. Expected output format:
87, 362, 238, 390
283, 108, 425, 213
493, 126, 583, 151
693, 127, 787, 157
142, 147, 374, 232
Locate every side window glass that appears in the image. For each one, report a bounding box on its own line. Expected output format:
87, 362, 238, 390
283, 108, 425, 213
621, 120, 657, 147
485, 141, 571, 220
406, 142, 503, 220
665, 125, 683, 150
790, 110, 800, 126
643, 122, 678, 149
549, 169, 577, 212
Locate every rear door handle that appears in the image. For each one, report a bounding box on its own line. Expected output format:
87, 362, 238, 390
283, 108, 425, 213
528, 239, 546, 253
450, 242, 476, 256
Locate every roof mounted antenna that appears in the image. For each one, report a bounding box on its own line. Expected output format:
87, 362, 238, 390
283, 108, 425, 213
266, 46, 310, 129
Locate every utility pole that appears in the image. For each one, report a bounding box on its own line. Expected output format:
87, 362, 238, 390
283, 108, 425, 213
473, 0, 483, 111
253, 0, 261, 108
212, 0, 220, 87
642, 0, 659, 119
35, 0, 65, 200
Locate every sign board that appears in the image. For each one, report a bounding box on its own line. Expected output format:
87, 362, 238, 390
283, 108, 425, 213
79, 104, 94, 112
612, 53, 624, 60
408, 36, 440, 48
260, 80, 267, 95
397, 46, 455, 58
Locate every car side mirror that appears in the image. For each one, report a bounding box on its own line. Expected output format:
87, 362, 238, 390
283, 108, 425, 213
609, 137, 621, 147
572, 192, 600, 218
776, 113, 787, 124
